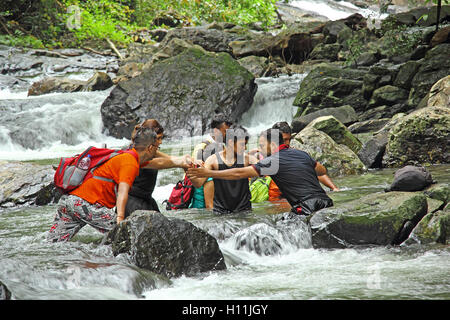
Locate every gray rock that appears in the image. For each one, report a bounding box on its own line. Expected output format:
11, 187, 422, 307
0, 281, 11, 300
101, 47, 256, 139
310, 192, 429, 248
106, 211, 227, 278
0, 161, 60, 208
292, 105, 357, 133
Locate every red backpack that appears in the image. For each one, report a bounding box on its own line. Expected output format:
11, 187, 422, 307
164, 175, 194, 210
54, 146, 138, 193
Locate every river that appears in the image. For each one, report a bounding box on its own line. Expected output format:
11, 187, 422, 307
0, 0, 449, 301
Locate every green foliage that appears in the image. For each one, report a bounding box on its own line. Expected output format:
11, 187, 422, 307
0, 33, 44, 48
133, 0, 278, 29
0, 0, 278, 49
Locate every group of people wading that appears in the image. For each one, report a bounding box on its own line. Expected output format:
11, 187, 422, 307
48, 114, 339, 243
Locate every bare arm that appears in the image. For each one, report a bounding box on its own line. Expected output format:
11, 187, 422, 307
116, 182, 131, 224
142, 154, 192, 170
315, 162, 339, 191
188, 165, 259, 180
203, 180, 214, 209
190, 155, 216, 188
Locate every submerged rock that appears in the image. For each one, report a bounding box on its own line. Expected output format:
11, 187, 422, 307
106, 211, 226, 278
310, 192, 429, 248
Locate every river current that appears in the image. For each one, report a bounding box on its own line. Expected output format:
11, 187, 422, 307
0, 0, 449, 301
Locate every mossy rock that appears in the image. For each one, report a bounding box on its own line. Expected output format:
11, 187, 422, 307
293, 63, 367, 114
383, 106, 450, 167
292, 126, 365, 177
305, 116, 362, 154
310, 192, 429, 248
404, 209, 450, 245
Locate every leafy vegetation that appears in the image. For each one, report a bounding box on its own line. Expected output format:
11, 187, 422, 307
0, 0, 278, 49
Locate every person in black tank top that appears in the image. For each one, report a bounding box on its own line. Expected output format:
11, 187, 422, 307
190, 125, 258, 214
213, 153, 251, 214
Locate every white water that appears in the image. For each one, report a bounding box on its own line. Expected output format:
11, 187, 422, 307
288, 0, 389, 20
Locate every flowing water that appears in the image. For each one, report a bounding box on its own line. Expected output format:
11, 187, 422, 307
1, 0, 449, 301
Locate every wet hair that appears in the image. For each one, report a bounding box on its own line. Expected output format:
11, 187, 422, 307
272, 121, 292, 135
131, 119, 164, 142
259, 128, 284, 146
210, 113, 233, 129
225, 124, 250, 144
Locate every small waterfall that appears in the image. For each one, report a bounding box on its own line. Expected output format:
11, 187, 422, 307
241, 73, 307, 135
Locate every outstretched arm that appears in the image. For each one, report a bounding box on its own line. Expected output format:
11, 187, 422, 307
188, 165, 259, 181
143, 154, 192, 170
315, 162, 339, 191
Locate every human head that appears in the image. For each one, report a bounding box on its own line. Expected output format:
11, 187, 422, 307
210, 113, 233, 143
258, 128, 284, 157
132, 119, 164, 148
272, 121, 292, 146
131, 121, 160, 163
225, 124, 250, 157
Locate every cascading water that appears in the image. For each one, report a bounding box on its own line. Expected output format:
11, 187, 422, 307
1, 0, 449, 301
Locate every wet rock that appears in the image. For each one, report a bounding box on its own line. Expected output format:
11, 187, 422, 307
408, 43, 450, 106
292, 127, 366, 177
237, 55, 272, 78
424, 183, 450, 205
0, 280, 11, 300
309, 43, 341, 61
305, 116, 362, 154
404, 207, 450, 245
0, 161, 60, 208
106, 211, 226, 278
83, 72, 113, 91
292, 105, 357, 133
310, 192, 429, 248
101, 47, 256, 139
384, 5, 450, 28
348, 118, 391, 134
369, 85, 409, 107
383, 106, 450, 167
357, 131, 389, 168
28, 72, 113, 96
293, 63, 367, 115
393, 60, 421, 89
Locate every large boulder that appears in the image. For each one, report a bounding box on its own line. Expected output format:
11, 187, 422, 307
383, 106, 450, 167
0, 161, 60, 208
101, 47, 256, 139
291, 127, 366, 177
310, 192, 429, 248
106, 211, 227, 278
305, 116, 362, 154
293, 63, 367, 116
